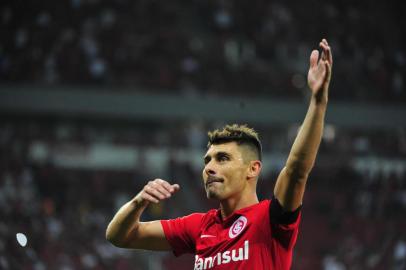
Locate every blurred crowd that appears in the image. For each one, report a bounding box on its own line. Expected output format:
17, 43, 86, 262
1, 120, 406, 269
2, 0, 405, 269
1, 0, 405, 102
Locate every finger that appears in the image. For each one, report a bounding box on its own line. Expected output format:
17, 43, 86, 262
324, 61, 332, 82
156, 179, 175, 194
152, 180, 172, 197
141, 192, 159, 204
155, 184, 172, 198
319, 42, 328, 61
144, 185, 167, 200
309, 50, 319, 68
320, 44, 332, 66
327, 45, 333, 66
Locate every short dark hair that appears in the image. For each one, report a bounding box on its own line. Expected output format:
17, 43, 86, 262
207, 124, 262, 161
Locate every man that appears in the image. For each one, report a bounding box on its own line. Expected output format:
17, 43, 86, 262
106, 39, 333, 269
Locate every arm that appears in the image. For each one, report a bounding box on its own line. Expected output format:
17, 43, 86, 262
106, 179, 180, 250
274, 39, 333, 211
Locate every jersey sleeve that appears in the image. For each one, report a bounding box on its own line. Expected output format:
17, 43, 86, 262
269, 198, 302, 250
160, 213, 203, 256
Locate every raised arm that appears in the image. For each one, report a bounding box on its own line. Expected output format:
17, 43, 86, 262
106, 179, 180, 250
274, 39, 333, 211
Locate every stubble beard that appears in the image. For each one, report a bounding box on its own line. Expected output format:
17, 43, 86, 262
206, 189, 219, 199
205, 185, 224, 200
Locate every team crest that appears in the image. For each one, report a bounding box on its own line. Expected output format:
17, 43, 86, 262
229, 216, 247, 238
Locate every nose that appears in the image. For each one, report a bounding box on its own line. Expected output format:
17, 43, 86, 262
205, 167, 216, 176
204, 163, 216, 176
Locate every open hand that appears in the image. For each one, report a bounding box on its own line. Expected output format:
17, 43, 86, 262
307, 39, 333, 104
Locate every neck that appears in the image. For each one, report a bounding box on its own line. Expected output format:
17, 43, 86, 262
219, 192, 258, 219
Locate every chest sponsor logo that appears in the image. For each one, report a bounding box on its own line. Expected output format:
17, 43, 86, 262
194, 240, 249, 270
229, 216, 247, 239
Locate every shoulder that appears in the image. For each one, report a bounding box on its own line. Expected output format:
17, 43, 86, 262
234, 200, 271, 221
169, 210, 215, 227
174, 212, 206, 225
200, 208, 219, 224
259, 199, 271, 208
243, 200, 271, 213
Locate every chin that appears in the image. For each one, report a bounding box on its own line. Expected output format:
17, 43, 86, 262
206, 190, 219, 200
206, 190, 225, 200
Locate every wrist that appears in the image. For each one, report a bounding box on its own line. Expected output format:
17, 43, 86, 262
132, 193, 149, 209
311, 92, 328, 107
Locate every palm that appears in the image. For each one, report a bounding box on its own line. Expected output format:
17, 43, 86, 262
308, 59, 327, 94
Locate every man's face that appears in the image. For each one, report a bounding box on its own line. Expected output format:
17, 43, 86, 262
202, 142, 250, 200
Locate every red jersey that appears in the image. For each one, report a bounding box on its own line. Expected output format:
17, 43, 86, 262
161, 199, 301, 270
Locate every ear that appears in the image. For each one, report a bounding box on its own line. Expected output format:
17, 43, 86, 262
247, 160, 262, 179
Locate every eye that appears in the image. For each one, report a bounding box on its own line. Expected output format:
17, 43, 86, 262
218, 154, 229, 162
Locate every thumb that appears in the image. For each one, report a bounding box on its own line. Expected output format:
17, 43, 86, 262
171, 184, 180, 191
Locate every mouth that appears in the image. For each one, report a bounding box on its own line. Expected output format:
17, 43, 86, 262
206, 176, 224, 187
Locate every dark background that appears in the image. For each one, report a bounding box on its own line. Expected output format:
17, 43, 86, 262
1, 0, 405, 269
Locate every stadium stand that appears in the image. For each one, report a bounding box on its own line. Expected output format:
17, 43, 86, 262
1, 0, 405, 102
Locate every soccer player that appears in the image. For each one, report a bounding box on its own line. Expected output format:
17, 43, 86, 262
106, 39, 333, 269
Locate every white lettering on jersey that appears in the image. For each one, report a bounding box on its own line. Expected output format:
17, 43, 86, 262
194, 240, 249, 270
222, 251, 231, 264
229, 216, 247, 238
